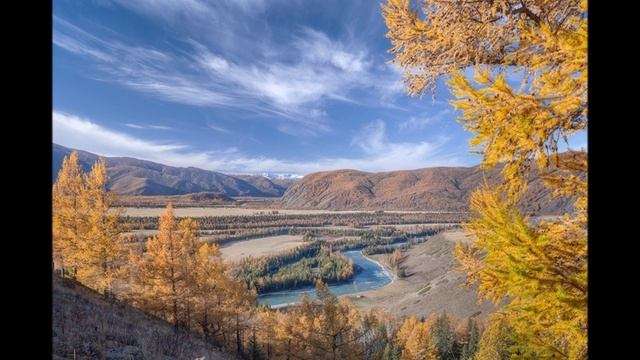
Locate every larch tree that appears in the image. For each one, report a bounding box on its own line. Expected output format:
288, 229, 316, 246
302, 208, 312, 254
382, 0, 587, 357
74, 159, 124, 296
395, 316, 438, 360
474, 315, 515, 360
191, 241, 227, 341
52, 151, 87, 277
306, 283, 365, 359
130, 203, 190, 327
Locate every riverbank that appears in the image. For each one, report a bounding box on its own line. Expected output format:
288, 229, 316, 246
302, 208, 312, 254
257, 249, 394, 307
349, 230, 498, 320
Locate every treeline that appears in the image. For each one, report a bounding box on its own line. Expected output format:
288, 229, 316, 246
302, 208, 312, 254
119, 224, 449, 249
119, 211, 468, 231
328, 227, 441, 252
256, 249, 356, 292
362, 244, 407, 256
234, 244, 357, 293
235, 242, 323, 290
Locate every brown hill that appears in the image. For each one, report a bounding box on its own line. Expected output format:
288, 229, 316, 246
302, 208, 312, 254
53, 144, 289, 197
281, 159, 578, 215
52, 276, 231, 360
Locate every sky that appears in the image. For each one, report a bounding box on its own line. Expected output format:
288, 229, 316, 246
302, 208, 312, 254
53, 0, 586, 175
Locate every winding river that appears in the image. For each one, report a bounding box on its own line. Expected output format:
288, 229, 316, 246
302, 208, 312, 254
257, 248, 399, 307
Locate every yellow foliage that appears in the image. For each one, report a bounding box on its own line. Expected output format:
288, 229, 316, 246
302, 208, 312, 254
52, 153, 124, 295
383, 0, 588, 358
395, 316, 438, 360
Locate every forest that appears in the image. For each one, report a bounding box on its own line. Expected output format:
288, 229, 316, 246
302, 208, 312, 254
53, 0, 588, 357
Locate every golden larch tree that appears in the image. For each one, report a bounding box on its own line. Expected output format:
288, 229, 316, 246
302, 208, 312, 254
52, 151, 87, 277
130, 203, 191, 326
395, 316, 438, 360
383, 0, 587, 358
74, 159, 124, 295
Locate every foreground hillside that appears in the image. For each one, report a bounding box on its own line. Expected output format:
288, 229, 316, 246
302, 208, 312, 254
352, 230, 499, 320
53, 144, 289, 197
52, 276, 231, 360
281, 158, 577, 214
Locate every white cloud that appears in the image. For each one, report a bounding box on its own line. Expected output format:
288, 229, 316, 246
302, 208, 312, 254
398, 109, 451, 130
53, 16, 405, 136
54, 111, 464, 174
206, 122, 232, 134
54, 112, 187, 160
107, 0, 213, 22
124, 123, 172, 130
149, 125, 172, 130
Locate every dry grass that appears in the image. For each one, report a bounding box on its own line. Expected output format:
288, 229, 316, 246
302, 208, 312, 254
350, 230, 498, 320
52, 277, 231, 360
219, 235, 305, 261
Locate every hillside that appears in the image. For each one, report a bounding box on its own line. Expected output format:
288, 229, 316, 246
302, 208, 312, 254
280, 158, 578, 214
52, 276, 231, 360
53, 144, 288, 197
352, 230, 500, 320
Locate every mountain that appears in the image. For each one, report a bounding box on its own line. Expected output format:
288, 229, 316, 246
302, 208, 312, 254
280, 156, 580, 215
52, 144, 292, 197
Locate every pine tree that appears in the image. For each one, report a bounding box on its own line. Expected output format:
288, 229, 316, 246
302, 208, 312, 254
383, 343, 402, 360
430, 313, 460, 360
383, 343, 393, 360
467, 318, 480, 360
247, 324, 264, 360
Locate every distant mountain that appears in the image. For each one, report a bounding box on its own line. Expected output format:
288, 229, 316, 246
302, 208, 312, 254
281, 155, 581, 215
259, 172, 304, 180
52, 144, 294, 197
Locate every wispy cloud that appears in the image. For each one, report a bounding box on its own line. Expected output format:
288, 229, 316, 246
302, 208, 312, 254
54, 111, 465, 174
206, 122, 232, 134
149, 125, 172, 130
125, 123, 172, 130
398, 109, 451, 131
53, 13, 405, 136
54, 112, 187, 159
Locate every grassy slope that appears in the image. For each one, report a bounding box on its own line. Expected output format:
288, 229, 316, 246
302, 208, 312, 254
351, 230, 498, 321
52, 276, 232, 360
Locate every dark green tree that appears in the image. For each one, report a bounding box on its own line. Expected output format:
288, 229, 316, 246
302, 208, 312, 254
431, 313, 461, 360
383, 343, 402, 360
247, 325, 263, 360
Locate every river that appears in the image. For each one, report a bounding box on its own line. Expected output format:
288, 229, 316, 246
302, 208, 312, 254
257, 247, 401, 307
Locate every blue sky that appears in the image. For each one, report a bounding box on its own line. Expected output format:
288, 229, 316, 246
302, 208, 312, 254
53, 0, 586, 175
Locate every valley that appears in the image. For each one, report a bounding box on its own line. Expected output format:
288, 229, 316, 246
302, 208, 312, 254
118, 203, 478, 315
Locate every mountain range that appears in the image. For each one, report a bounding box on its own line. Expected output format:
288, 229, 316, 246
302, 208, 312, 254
52, 144, 289, 197
280, 160, 577, 214
53, 143, 578, 214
